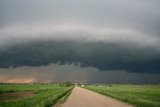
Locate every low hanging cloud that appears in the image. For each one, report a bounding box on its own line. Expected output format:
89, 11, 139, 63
0, 23, 160, 74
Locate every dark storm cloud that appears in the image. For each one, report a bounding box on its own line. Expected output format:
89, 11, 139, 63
0, 39, 159, 74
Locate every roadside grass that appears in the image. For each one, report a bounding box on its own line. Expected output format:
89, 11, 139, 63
54, 87, 72, 107
85, 84, 160, 107
0, 84, 74, 107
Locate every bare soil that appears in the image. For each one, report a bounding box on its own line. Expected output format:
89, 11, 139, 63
0, 92, 35, 101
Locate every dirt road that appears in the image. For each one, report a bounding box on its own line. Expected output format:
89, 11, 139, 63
59, 86, 133, 107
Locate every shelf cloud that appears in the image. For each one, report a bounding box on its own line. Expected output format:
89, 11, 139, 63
0, 23, 160, 50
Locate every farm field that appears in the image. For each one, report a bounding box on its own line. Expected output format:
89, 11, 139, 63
85, 84, 160, 107
0, 83, 73, 107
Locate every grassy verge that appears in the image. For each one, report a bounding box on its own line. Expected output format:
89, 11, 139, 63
0, 84, 74, 107
54, 87, 73, 107
85, 84, 160, 107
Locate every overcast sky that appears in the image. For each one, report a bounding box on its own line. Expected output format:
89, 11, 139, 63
0, 0, 160, 83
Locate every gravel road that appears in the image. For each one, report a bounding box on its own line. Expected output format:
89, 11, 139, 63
60, 86, 133, 107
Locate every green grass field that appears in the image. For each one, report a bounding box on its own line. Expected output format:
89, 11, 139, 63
85, 84, 160, 107
0, 84, 73, 107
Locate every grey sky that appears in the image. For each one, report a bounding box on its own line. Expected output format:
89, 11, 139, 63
0, 0, 160, 35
